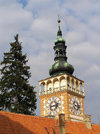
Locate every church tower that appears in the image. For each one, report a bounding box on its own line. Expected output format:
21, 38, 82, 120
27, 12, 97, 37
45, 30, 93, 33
39, 19, 85, 121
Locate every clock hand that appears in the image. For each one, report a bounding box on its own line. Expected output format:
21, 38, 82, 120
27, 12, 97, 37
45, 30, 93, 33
74, 104, 81, 110
50, 102, 59, 109
74, 103, 78, 110
56, 103, 58, 108
50, 104, 56, 108
78, 104, 81, 109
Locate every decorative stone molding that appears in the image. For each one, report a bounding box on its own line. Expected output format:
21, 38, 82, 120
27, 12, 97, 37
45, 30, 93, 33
83, 115, 91, 129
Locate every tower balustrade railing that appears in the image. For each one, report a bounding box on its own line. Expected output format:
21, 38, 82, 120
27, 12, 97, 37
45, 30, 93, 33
39, 84, 85, 96
67, 84, 85, 96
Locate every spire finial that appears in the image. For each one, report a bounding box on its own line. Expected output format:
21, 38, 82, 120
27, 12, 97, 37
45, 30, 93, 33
58, 14, 61, 27
57, 14, 62, 36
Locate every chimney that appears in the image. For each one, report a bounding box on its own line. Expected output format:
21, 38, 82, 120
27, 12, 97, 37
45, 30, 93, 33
59, 114, 66, 134
83, 115, 92, 129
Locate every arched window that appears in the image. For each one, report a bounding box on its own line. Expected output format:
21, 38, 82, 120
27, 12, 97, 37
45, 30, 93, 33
55, 50, 58, 56
47, 81, 52, 91
67, 77, 70, 86
76, 81, 78, 89
80, 83, 82, 91
60, 79, 65, 87
59, 49, 63, 55
54, 79, 59, 90
41, 83, 45, 92
71, 79, 74, 88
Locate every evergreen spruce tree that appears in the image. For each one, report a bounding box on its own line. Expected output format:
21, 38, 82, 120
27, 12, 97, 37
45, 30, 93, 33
0, 34, 37, 115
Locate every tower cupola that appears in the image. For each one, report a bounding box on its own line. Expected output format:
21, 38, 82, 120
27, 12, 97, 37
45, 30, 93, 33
39, 18, 85, 122
49, 18, 74, 76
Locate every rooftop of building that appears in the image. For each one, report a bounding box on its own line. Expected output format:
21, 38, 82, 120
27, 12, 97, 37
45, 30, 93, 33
0, 111, 100, 134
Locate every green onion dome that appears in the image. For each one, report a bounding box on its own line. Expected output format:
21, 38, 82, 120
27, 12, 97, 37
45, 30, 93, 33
49, 60, 74, 76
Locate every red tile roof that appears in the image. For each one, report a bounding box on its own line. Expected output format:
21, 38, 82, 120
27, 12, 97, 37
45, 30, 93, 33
0, 111, 100, 134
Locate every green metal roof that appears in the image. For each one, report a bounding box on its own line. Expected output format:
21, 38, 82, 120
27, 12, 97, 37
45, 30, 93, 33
54, 36, 66, 44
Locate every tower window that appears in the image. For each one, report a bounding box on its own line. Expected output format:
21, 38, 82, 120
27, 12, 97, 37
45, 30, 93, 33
80, 83, 82, 91
63, 50, 66, 55
71, 79, 74, 88
59, 49, 63, 55
41, 84, 45, 92
55, 50, 58, 56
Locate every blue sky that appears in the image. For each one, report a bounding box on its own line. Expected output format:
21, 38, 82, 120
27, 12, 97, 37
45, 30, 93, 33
18, 0, 28, 8
0, 0, 100, 124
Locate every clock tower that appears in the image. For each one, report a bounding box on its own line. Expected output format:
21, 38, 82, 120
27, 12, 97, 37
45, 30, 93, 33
39, 19, 85, 121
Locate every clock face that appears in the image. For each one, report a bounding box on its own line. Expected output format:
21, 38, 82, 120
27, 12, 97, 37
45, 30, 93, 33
46, 96, 61, 115
71, 96, 81, 115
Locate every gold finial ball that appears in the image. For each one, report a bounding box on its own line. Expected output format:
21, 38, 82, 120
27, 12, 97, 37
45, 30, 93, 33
58, 19, 61, 23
